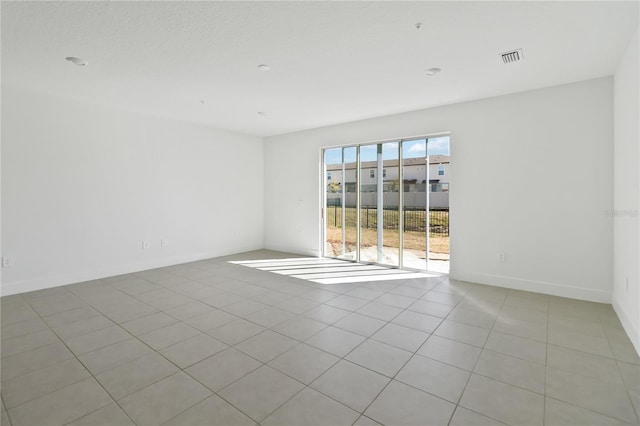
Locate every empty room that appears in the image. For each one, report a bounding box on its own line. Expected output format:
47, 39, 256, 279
1, 1, 639, 426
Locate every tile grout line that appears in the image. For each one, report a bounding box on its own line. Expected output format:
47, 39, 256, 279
2, 392, 13, 426
75, 269, 267, 425
218, 293, 384, 424
543, 295, 550, 426
4, 254, 638, 425
444, 284, 503, 426
17, 275, 253, 426
299, 275, 466, 424
149, 267, 336, 425
248, 276, 452, 424
602, 308, 640, 424
165, 272, 448, 423
15, 292, 138, 426
92, 278, 271, 425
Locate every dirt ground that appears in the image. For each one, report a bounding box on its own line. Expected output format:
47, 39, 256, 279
326, 227, 449, 258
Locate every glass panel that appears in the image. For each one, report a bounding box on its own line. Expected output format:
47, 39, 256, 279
324, 148, 342, 257
359, 144, 378, 263
342, 147, 357, 260
427, 136, 450, 273
426, 135, 450, 156
381, 142, 399, 266
402, 139, 428, 270
324, 135, 449, 272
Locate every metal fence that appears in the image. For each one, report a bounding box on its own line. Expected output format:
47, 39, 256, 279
326, 206, 449, 236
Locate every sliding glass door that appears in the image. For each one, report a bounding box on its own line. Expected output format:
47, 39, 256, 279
381, 142, 400, 267
359, 144, 378, 263
323, 136, 450, 271
343, 147, 358, 260
402, 139, 428, 270
324, 146, 358, 260
324, 148, 342, 258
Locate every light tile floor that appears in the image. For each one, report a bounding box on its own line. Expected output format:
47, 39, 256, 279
1, 250, 639, 426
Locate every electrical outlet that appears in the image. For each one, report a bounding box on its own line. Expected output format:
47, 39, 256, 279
498, 252, 506, 262
142, 241, 149, 250
2, 256, 14, 267
161, 239, 167, 247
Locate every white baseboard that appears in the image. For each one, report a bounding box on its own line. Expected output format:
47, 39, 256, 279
1, 245, 262, 297
450, 270, 611, 303
612, 297, 640, 356
263, 244, 321, 258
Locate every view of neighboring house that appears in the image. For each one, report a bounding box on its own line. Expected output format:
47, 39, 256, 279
327, 155, 449, 208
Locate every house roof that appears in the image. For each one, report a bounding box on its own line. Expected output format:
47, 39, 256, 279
327, 155, 449, 170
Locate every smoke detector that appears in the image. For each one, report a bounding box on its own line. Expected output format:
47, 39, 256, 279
501, 49, 523, 64
65, 56, 88, 66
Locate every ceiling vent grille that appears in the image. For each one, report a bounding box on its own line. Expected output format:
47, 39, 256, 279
501, 49, 523, 64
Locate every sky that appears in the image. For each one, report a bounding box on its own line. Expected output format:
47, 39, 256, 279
325, 136, 450, 165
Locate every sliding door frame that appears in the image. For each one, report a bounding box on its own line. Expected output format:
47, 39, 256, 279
321, 132, 449, 272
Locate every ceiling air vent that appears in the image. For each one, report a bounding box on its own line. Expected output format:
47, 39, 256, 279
501, 49, 523, 64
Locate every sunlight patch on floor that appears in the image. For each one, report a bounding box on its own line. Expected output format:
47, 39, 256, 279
230, 258, 441, 285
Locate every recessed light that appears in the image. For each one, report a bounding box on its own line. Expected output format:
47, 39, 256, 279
257, 111, 267, 116
425, 67, 441, 76
65, 57, 88, 66
257, 64, 271, 71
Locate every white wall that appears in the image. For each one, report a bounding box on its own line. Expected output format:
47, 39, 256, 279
265, 78, 614, 302
1, 87, 264, 296
612, 28, 640, 353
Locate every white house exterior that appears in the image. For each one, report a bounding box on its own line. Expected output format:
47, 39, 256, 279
326, 155, 449, 208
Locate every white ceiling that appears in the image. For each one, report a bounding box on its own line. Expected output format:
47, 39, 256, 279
2, 1, 638, 137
